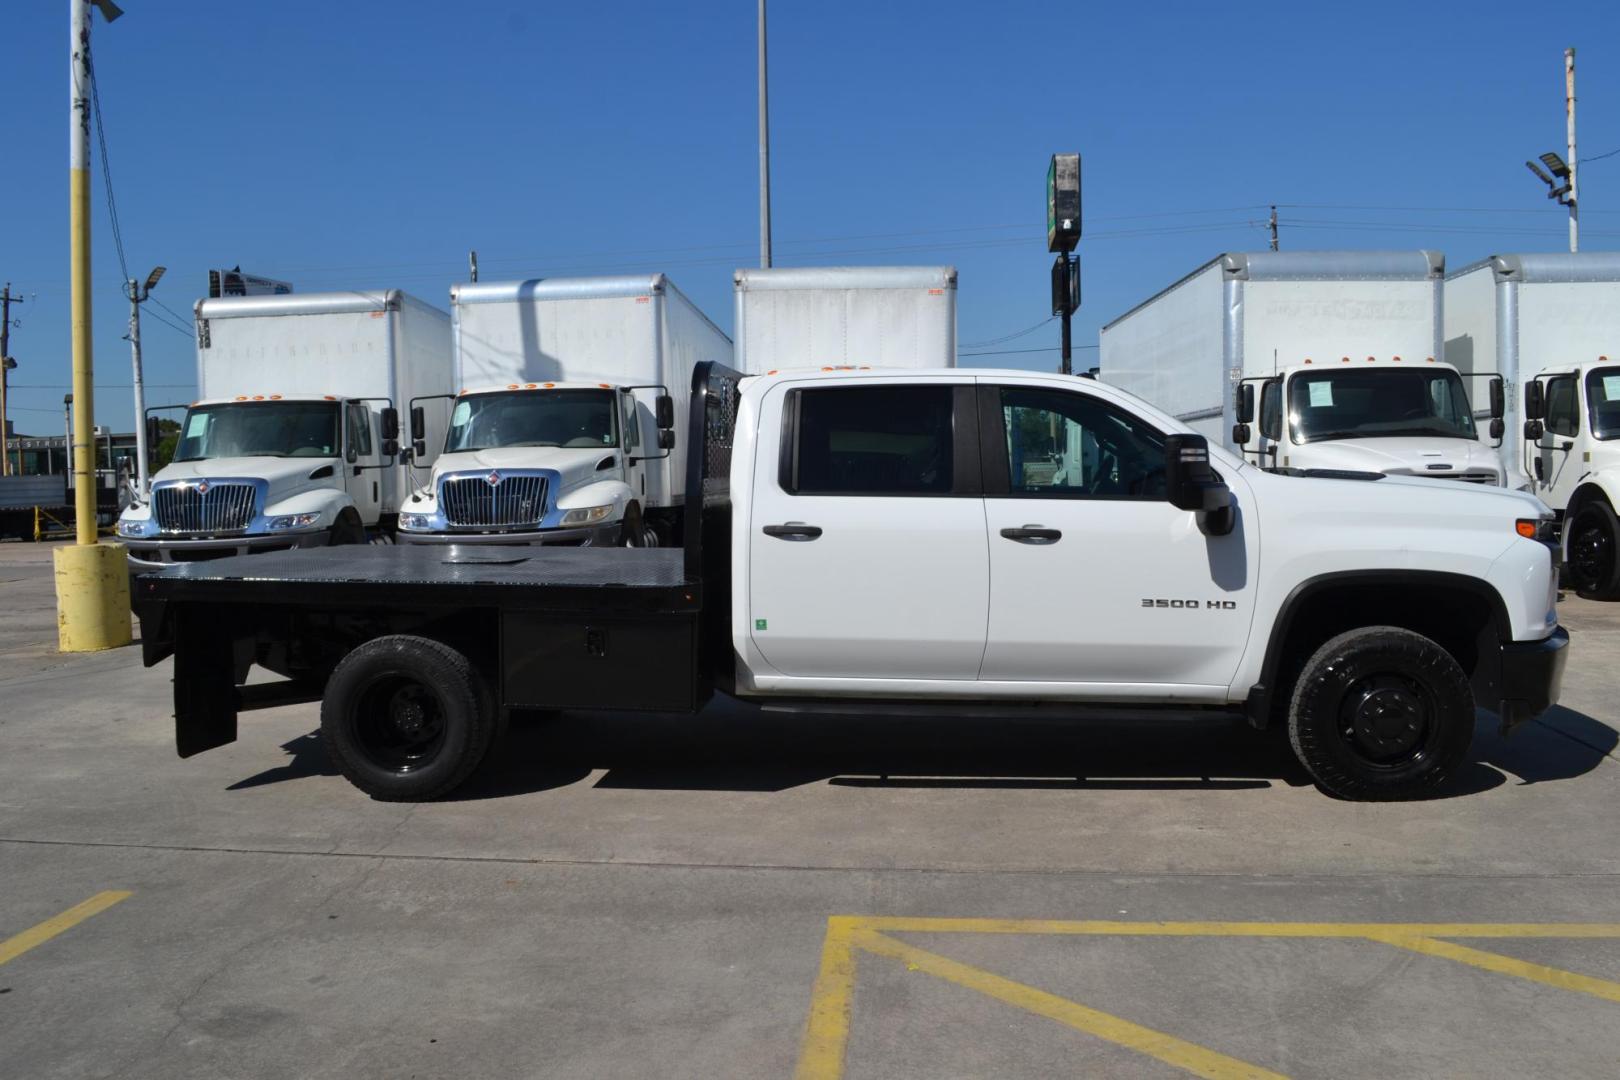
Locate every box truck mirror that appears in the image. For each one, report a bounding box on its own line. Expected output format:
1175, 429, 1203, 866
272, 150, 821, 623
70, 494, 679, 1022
1524, 419, 1544, 443
382, 436, 400, 458
1235, 384, 1255, 425
658, 429, 676, 451
412, 438, 427, 459
1490, 417, 1505, 443
409, 405, 426, 441
381, 407, 400, 441
1488, 377, 1505, 420
1524, 381, 1546, 420
656, 395, 675, 430
1232, 423, 1251, 446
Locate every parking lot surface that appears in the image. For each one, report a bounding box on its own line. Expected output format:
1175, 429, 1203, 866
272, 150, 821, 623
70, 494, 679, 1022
3, 539, 1619, 1078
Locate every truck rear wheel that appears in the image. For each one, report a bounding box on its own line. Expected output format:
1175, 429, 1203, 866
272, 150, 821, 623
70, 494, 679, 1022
320, 634, 494, 801
1566, 501, 1620, 600
1287, 626, 1473, 801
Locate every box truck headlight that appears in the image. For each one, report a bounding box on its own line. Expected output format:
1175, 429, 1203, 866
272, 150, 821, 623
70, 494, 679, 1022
117, 518, 153, 538
398, 512, 434, 531
267, 513, 322, 531
560, 504, 615, 527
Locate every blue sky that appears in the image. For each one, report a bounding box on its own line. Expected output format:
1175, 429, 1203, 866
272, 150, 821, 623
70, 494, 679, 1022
3, 0, 1618, 434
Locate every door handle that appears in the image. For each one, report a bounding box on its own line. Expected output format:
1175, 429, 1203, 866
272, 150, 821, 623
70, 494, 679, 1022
1000, 525, 1062, 544
763, 522, 822, 541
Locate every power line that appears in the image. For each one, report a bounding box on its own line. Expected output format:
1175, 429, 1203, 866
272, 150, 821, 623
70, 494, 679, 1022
961, 316, 1056, 349
84, 41, 128, 283
1580, 146, 1620, 165
149, 296, 194, 329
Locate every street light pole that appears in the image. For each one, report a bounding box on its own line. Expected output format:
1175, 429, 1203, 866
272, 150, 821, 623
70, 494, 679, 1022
0, 283, 21, 477
757, 0, 772, 269
126, 266, 164, 498
1566, 47, 1578, 254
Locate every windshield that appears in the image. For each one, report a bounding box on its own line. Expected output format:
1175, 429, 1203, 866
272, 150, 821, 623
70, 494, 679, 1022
174, 402, 341, 461
1586, 367, 1620, 441
445, 389, 619, 453
1287, 369, 1476, 443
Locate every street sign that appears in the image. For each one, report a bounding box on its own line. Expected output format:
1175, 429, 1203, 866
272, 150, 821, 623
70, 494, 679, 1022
1051, 255, 1081, 316
207, 268, 293, 298
1046, 153, 1081, 253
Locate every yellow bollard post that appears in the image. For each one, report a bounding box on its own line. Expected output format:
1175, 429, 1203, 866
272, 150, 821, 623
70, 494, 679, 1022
54, 0, 130, 652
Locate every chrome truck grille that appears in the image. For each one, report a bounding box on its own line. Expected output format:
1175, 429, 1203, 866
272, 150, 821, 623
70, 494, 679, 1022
154, 482, 258, 533
440, 473, 548, 528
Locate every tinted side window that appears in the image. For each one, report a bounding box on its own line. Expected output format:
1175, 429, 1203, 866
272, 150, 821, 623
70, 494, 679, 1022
787, 386, 953, 495
999, 387, 1166, 499
348, 405, 373, 456
1259, 381, 1282, 441
1546, 376, 1579, 438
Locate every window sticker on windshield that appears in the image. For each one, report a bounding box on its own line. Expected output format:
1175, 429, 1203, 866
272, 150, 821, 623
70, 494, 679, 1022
1308, 382, 1334, 407
185, 413, 209, 438
1603, 376, 1620, 401
451, 400, 472, 426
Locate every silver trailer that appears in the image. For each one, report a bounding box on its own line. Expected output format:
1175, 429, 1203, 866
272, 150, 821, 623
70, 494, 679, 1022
733, 266, 957, 373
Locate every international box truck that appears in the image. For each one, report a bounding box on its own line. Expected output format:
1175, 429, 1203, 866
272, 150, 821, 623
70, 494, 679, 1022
116, 291, 452, 569
1445, 253, 1620, 597
396, 274, 731, 548
1101, 251, 1505, 484
136, 363, 1564, 804
732, 266, 956, 372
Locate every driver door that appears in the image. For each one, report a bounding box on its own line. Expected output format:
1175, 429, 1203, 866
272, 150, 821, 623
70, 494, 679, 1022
978, 380, 1256, 690
344, 402, 383, 526
1529, 373, 1581, 509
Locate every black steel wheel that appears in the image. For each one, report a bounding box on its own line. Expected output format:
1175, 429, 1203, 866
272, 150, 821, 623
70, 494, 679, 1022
1566, 501, 1620, 600
330, 509, 367, 547
1287, 626, 1473, 800
320, 635, 494, 800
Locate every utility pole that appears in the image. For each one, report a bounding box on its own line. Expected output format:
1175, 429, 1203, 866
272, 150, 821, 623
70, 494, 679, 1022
0, 284, 21, 476
125, 266, 163, 497
468, 249, 478, 283
1268, 206, 1279, 252
1566, 47, 1578, 253
757, 0, 772, 268
57, 0, 131, 654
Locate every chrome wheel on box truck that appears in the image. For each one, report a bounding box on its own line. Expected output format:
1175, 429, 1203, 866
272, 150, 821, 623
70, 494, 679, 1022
320, 635, 494, 801
1287, 627, 1473, 801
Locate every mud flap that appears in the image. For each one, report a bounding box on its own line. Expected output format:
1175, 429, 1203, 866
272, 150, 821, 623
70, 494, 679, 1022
171, 603, 241, 758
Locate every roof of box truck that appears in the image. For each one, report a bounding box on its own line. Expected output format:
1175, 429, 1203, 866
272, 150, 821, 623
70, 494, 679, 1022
1101, 250, 1444, 333
193, 290, 445, 320
732, 266, 957, 291
452, 275, 673, 305
1448, 252, 1620, 283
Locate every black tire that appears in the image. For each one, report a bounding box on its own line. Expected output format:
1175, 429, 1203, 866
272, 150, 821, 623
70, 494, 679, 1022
1566, 501, 1620, 600
619, 505, 656, 547
330, 510, 367, 547
1287, 626, 1473, 801
320, 635, 495, 800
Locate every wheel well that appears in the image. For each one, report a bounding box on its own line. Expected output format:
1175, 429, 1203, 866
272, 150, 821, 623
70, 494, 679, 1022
1258, 576, 1502, 726
1566, 483, 1610, 522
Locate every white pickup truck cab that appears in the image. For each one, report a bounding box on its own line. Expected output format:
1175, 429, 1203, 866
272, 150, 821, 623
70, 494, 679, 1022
136, 364, 1569, 803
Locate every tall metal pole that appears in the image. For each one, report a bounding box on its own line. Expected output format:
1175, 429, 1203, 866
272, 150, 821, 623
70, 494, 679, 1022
757, 0, 772, 269
1059, 256, 1072, 376
69, 0, 97, 545
0, 284, 17, 477
1268, 206, 1279, 251
126, 278, 150, 495
1566, 47, 1578, 254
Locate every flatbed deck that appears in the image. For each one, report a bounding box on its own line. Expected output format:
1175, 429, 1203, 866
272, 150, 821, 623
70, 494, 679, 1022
135, 544, 698, 611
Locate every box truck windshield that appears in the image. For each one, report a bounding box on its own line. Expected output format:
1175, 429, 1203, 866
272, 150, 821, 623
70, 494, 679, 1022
1287, 369, 1476, 443
174, 401, 342, 461
446, 390, 619, 452
1583, 367, 1620, 439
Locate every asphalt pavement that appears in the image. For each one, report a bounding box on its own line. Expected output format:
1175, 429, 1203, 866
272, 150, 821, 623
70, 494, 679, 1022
2, 538, 1618, 1079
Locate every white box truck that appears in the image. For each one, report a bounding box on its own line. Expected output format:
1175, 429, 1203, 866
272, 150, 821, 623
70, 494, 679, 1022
1101, 251, 1505, 484
1446, 253, 1620, 597
732, 265, 956, 372
396, 274, 730, 548
117, 291, 452, 569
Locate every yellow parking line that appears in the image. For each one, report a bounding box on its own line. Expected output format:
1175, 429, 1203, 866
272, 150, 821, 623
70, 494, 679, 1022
852, 928, 1286, 1080
795, 917, 860, 1080
0, 890, 132, 967
852, 918, 1620, 939
1372, 933, 1620, 1005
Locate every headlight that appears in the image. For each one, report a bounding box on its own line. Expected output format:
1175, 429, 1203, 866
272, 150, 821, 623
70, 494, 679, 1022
560, 504, 616, 527
267, 513, 322, 530
398, 512, 433, 530
116, 518, 152, 538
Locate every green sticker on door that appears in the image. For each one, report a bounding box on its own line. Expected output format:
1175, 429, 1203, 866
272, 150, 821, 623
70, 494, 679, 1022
755, 618, 768, 631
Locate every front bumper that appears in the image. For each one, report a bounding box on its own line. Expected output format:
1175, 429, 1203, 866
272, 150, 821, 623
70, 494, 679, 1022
396, 523, 617, 547
1495, 626, 1570, 731
125, 529, 331, 572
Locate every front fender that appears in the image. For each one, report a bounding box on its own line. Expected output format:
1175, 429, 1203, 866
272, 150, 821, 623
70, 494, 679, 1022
552, 479, 633, 517
261, 487, 355, 523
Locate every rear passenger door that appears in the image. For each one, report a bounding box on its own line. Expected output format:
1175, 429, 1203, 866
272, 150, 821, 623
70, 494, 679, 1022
746, 379, 989, 680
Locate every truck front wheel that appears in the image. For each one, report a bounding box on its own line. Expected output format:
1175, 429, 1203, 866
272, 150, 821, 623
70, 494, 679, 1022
320, 635, 495, 801
1566, 501, 1620, 600
1287, 626, 1473, 801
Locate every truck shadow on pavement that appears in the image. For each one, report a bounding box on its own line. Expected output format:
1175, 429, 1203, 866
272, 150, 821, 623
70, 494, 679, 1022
227, 701, 1615, 802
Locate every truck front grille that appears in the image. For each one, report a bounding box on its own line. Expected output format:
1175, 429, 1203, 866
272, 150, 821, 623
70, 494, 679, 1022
154, 482, 258, 534
440, 473, 548, 528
